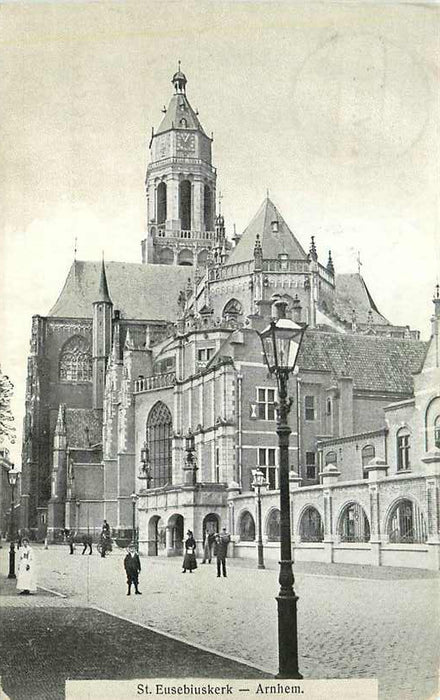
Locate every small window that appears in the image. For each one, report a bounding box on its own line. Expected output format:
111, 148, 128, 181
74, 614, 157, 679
361, 444, 375, 478
305, 395, 315, 421
197, 348, 214, 363
325, 451, 337, 466
258, 448, 277, 489
305, 452, 316, 480
180, 117, 188, 127
215, 447, 220, 483
257, 388, 276, 421
326, 398, 332, 415
397, 429, 410, 471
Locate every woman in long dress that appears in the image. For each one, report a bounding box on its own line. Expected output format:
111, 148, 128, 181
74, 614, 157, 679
182, 530, 197, 573
16, 538, 37, 594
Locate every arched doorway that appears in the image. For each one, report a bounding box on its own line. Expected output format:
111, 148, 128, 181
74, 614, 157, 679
148, 515, 166, 556
167, 513, 184, 556
202, 513, 220, 539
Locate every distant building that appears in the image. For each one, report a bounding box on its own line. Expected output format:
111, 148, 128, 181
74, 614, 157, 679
0, 447, 14, 538
20, 69, 435, 571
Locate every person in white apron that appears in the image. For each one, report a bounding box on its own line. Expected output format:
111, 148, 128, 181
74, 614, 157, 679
16, 538, 37, 595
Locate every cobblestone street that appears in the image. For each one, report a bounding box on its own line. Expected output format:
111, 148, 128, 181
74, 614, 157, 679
0, 544, 438, 700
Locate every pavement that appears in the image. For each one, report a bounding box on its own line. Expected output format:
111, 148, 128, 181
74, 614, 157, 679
0, 543, 439, 700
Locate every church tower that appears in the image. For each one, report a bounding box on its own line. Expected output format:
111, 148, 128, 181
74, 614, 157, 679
142, 65, 217, 268
92, 259, 113, 411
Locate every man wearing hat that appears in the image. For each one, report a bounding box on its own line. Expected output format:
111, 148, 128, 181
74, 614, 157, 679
214, 527, 231, 578
123, 543, 142, 595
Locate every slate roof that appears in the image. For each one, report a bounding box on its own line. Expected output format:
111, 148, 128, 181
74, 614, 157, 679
227, 198, 308, 265
298, 331, 427, 394
156, 92, 206, 135
333, 273, 389, 325
48, 261, 194, 321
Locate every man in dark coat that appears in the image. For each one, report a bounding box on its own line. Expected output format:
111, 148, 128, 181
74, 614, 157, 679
214, 528, 231, 578
124, 544, 142, 595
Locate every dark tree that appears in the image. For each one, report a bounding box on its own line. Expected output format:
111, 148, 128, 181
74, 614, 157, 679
0, 367, 16, 444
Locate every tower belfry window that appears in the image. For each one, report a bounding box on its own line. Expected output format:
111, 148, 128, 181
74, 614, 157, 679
157, 182, 167, 224
179, 180, 192, 230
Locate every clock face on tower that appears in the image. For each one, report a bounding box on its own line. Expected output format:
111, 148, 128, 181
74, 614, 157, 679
176, 132, 196, 154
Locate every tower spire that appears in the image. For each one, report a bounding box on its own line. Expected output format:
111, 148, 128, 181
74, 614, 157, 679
96, 256, 112, 303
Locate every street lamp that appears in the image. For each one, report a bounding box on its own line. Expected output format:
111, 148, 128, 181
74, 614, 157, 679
257, 298, 306, 679
7, 465, 20, 579
131, 492, 138, 548
252, 468, 267, 570
139, 441, 152, 489
185, 430, 198, 486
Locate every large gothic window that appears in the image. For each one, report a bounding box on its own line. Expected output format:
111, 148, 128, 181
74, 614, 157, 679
179, 180, 192, 230
222, 298, 243, 321
146, 402, 173, 488
59, 336, 92, 382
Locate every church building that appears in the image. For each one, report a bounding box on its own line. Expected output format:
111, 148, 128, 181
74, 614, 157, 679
20, 68, 432, 566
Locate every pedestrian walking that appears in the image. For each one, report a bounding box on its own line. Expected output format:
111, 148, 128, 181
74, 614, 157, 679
67, 530, 75, 554
201, 530, 216, 564
102, 520, 110, 536
17, 538, 37, 595
182, 530, 197, 573
124, 543, 142, 595
214, 528, 231, 578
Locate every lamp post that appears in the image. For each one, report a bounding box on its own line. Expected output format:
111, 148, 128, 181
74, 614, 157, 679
140, 442, 152, 488
185, 430, 198, 486
252, 468, 267, 569
131, 492, 138, 548
7, 466, 20, 579
257, 298, 306, 679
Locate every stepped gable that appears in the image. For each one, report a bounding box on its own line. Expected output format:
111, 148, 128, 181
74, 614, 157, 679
227, 198, 308, 265
333, 273, 389, 325
298, 331, 427, 394
48, 260, 195, 320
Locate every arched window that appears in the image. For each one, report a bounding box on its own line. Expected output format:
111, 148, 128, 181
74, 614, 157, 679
326, 398, 332, 415
325, 451, 337, 466
157, 247, 174, 265
397, 428, 410, 471
339, 502, 370, 542
59, 336, 92, 382
435, 416, 440, 449
299, 507, 323, 542
204, 185, 213, 231
197, 249, 209, 267
146, 402, 173, 488
157, 182, 167, 224
179, 180, 192, 230
239, 511, 255, 541
177, 249, 193, 266
266, 509, 281, 542
222, 298, 243, 321
388, 499, 427, 544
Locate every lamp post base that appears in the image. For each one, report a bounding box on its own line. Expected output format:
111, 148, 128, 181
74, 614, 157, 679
8, 543, 16, 579
276, 592, 302, 679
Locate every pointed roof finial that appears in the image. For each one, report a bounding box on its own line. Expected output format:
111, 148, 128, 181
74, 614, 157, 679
172, 61, 187, 94
218, 190, 223, 215
357, 250, 363, 275
266, 188, 270, 199
96, 255, 112, 304
327, 250, 335, 275
74, 237, 77, 261
433, 283, 440, 319
309, 236, 318, 262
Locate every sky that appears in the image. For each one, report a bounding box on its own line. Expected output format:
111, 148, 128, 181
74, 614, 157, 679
0, 0, 439, 464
